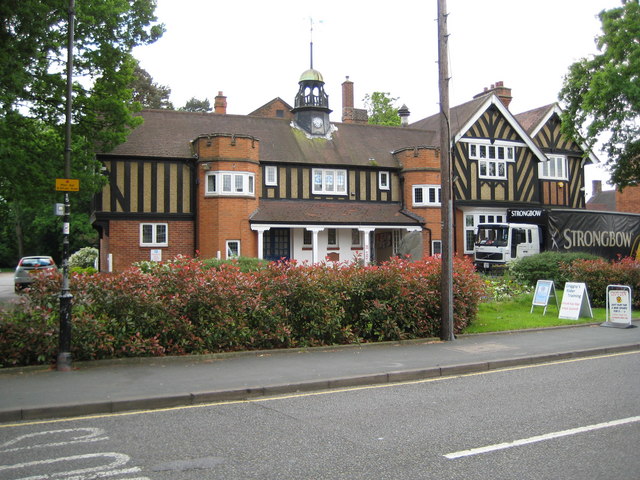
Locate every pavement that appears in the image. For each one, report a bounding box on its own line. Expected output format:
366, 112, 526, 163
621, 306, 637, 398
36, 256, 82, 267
1, 320, 639, 423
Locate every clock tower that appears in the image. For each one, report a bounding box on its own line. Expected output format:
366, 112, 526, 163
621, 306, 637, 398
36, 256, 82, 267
291, 68, 332, 136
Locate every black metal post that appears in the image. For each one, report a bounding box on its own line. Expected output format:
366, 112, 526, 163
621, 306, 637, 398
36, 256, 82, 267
57, 0, 75, 371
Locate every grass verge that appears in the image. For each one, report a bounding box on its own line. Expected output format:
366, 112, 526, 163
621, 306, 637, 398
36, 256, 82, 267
464, 290, 620, 334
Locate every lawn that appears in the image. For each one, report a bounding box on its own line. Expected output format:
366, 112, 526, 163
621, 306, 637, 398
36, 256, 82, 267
465, 290, 621, 334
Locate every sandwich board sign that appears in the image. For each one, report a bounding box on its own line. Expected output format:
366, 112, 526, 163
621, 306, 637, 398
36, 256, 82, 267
602, 285, 634, 329
559, 282, 593, 320
531, 280, 558, 315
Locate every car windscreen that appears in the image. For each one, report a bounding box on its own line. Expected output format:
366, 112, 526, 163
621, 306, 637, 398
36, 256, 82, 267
475, 226, 509, 247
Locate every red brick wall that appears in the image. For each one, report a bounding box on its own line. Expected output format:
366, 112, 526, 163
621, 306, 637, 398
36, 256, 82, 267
396, 147, 443, 258
102, 219, 194, 272
616, 186, 640, 213
194, 134, 260, 259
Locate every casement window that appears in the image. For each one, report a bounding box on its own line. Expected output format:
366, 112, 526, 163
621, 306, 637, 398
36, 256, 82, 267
327, 228, 338, 247
140, 223, 168, 247
265, 166, 278, 186
206, 171, 255, 196
463, 212, 506, 254
351, 229, 362, 247
432, 240, 442, 256
312, 168, 347, 195
413, 185, 441, 206
379, 171, 390, 190
303, 229, 313, 247
226, 240, 240, 258
392, 230, 404, 256
539, 155, 568, 181
468, 142, 515, 180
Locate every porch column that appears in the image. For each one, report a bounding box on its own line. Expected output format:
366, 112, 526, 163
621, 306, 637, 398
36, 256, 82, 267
306, 227, 324, 263
251, 226, 270, 259
359, 227, 375, 264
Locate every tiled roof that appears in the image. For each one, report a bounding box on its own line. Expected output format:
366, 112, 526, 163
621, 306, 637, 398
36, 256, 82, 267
250, 200, 423, 225
105, 109, 438, 169
409, 95, 490, 142
514, 104, 555, 134
586, 190, 616, 211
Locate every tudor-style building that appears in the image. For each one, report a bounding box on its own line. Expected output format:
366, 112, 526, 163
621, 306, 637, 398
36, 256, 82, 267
91, 75, 596, 272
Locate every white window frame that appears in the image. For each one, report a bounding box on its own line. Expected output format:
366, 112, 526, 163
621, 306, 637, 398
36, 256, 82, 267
206, 171, 255, 196
413, 185, 441, 206
312, 168, 347, 195
468, 141, 515, 180
539, 155, 568, 181
463, 210, 506, 254
140, 223, 168, 247
226, 240, 240, 258
379, 171, 390, 190
265, 166, 278, 186
327, 228, 339, 247
351, 229, 362, 247
432, 240, 442, 256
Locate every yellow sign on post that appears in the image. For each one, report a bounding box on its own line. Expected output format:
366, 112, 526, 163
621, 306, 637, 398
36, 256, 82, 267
55, 178, 79, 192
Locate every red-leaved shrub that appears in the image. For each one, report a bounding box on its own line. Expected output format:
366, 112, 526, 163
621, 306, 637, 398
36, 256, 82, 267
0, 256, 486, 367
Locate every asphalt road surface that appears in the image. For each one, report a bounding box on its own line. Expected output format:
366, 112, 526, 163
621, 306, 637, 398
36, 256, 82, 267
1, 351, 638, 479
0, 272, 18, 306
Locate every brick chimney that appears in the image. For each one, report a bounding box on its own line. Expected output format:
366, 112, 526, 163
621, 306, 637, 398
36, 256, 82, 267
592, 180, 602, 195
473, 81, 512, 109
214, 91, 227, 114
341, 76, 368, 124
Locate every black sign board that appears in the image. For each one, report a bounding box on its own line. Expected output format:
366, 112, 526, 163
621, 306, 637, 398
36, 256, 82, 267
507, 208, 548, 225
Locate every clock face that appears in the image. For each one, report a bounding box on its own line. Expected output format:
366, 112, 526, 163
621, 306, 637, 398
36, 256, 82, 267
312, 117, 324, 129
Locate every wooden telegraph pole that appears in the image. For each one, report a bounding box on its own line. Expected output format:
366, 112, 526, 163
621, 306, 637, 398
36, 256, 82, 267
438, 0, 455, 341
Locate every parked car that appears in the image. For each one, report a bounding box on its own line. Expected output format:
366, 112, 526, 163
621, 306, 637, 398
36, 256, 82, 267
14, 256, 57, 292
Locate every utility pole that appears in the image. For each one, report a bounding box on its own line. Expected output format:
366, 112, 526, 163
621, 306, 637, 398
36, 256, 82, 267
58, 0, 75, 371
438, 0, 455, 341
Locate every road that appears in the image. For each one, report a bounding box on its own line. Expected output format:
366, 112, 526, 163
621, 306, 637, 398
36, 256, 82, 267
0, 272, 18, 307
1, 351, 638, 479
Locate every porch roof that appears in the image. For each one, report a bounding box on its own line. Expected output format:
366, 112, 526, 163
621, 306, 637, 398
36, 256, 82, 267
250, 200, 424, 227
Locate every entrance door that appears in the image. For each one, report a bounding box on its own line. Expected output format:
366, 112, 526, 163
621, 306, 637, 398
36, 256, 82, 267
263, 228, 290, 261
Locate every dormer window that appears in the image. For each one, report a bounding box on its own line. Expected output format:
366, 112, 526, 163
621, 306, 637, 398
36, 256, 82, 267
539, 155, 568, 181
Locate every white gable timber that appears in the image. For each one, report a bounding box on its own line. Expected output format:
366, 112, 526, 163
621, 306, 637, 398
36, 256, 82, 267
454, 94, 548, 163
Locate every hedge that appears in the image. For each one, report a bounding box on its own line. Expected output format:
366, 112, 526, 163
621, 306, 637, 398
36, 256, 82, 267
0, 256, 486, 367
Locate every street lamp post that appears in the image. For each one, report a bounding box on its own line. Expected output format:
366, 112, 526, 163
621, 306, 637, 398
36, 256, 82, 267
57, 0, 75, 371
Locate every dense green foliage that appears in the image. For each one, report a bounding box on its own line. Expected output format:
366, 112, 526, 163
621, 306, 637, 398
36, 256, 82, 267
559, 0, 640, 188
564, 256, 640, 308
364, 92, 401, 126
69, 247, 99, 269
0, 1, 163, 266
0, 256, 486, 367
179, 97, 212, 112
509, 251, 602, 287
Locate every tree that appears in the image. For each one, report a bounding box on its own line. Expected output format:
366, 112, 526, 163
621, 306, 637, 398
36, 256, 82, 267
0, 1, 164, 266
363, 92, 401, 126
180, 97, 212, 113
131, 65, 174, 109
559, 0, 640, 189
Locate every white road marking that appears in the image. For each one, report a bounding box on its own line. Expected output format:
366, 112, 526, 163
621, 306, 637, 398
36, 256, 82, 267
444, 415, 640, 459
0, 452, 144, 480
0, 428, 107, 453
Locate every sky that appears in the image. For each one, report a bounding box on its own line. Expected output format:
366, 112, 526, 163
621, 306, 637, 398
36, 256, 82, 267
133, 0, 624, 197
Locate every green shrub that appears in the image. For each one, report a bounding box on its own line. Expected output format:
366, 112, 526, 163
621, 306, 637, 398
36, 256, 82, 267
509, 251, 601, 287
69, 247, 99, 269
0, 256, 486, 367
564, 257, 640, 308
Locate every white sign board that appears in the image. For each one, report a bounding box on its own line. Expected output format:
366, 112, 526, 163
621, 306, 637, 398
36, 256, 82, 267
531, 280, 557, 315
150, 249, 162, 262
602, 285, 633, 328
559, 282, 593, 320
